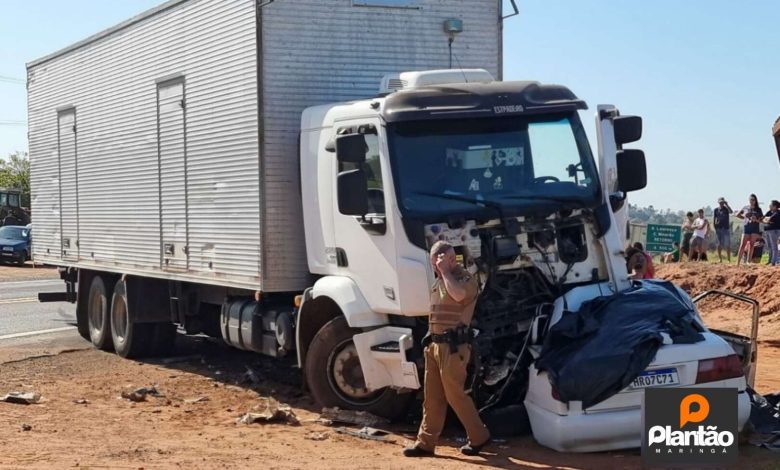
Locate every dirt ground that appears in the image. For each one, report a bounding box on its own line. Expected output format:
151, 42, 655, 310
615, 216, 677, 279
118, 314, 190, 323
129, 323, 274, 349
0, 262, 58, 282
656, 262, 780, 393
0, 263, 778, 469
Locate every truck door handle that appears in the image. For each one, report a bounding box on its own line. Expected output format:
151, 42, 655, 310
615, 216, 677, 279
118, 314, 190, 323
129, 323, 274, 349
164, 243, 175, 255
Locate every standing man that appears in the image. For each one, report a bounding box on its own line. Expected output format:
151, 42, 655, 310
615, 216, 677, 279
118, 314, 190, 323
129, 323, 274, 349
681, 212, 695, 261
689, 208, 710, 261
713, 197, 733, 263
403, 241, 490, 458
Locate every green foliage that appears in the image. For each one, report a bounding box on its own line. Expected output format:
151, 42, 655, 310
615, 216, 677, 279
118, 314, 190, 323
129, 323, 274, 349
0, 151, 30, 195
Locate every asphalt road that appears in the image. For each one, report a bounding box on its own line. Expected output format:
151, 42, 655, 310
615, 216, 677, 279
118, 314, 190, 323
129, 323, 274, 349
0, 279, 77, 339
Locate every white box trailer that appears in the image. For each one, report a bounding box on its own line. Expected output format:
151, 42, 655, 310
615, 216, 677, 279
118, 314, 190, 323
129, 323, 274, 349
28, 0, 502, 292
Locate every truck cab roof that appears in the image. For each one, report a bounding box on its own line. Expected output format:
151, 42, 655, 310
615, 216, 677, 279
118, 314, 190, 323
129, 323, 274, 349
301, 73, 588, 130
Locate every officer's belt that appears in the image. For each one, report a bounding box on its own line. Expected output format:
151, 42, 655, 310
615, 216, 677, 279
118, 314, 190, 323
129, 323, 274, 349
427, 325, 473, 352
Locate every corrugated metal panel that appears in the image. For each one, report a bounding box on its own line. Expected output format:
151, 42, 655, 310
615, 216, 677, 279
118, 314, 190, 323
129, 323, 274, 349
158, 79, 188, 271
259, 0, 501, 290
58, 109, 78, 261
28, 0, 263, 289
28, 0, 501, 293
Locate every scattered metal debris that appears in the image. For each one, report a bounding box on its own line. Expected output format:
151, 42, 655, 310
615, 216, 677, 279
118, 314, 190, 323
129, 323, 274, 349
334, 426, 393, 442
1, 392, 42, 405
238, 397, 299, 425
305, 431, 329, 441
121, 386, 164, 402
319, 407, 389, 428
183, 396, 210, 404
21, 424, 32, 432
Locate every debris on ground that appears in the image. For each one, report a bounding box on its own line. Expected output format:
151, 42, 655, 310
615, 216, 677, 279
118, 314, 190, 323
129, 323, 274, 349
154, 354, 202, 365
243, 366, 262, 385
1, 392, 42, 405
238, 397, 299, 425
319, 407, 389, 428
304, 431, 329, 441
72, 399, 89, 405
746, 388, 780, 452
21, 424, 32, 432
334, 426, 393, 443
184, 396, 210, 404
121, 386, 164, 402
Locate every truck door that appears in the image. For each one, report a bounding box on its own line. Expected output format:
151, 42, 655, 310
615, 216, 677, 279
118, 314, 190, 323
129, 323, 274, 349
57, 108, 78, 261
331, 121, 400, 314
156, 78, 189, 272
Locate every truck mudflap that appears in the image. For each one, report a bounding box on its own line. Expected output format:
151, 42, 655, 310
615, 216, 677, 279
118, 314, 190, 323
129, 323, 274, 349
692, 289, 759, 388
352, 326, 421, 391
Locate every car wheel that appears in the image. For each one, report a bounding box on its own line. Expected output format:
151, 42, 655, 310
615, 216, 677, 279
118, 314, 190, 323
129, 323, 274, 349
16, 251, 27, 266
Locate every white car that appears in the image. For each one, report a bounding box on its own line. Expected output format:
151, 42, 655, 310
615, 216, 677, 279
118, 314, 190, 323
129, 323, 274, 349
524, 284, 756, 452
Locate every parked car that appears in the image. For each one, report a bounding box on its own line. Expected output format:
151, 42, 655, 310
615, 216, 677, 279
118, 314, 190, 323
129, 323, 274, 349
0, 225, 32, 266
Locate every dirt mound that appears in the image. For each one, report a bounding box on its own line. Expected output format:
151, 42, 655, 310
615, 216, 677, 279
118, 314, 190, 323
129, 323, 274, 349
656, 263, 780, 316
656, 263, 780, 344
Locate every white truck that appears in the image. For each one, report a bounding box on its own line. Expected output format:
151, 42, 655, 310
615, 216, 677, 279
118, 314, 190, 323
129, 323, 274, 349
29, 0, 755, 452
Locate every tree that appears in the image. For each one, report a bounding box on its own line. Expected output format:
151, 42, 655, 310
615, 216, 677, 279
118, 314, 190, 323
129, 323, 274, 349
0, 151, 30, 195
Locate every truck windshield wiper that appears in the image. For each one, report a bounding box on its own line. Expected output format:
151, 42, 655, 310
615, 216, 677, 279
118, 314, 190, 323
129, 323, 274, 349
498, 194, 585, 205
411, 191, 506, 218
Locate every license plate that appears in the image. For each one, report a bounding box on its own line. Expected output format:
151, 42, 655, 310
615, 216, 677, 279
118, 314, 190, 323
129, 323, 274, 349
2, 247, 13, 252
630, 368, 679, 389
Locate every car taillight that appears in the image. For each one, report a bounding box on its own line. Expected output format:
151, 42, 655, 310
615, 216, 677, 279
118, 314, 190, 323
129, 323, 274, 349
695, 355, 743, 384
551, 386, 561, 401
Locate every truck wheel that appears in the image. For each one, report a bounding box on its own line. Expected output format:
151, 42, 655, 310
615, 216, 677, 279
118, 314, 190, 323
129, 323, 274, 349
110, 280, 154, 358
87, 275, 113, 350
305, 316, 411, 420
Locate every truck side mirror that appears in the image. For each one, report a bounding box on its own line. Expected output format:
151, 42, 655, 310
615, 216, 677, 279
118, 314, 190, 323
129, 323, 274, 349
613, 115, 642, 145
336, 134, 368, 163
337, 169, 369, 216
616, 149, 647, 192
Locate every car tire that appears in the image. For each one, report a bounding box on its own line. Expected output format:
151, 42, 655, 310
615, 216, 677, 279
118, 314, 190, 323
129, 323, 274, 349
87, 275, 113, 350
304, 316, 412, 420
15, 251, 27, 266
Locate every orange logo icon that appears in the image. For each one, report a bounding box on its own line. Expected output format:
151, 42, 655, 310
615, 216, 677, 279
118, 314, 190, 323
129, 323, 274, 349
680, 393, 710, 428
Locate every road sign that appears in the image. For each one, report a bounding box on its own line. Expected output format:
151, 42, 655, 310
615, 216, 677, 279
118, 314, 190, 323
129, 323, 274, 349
646, 224, 681, 253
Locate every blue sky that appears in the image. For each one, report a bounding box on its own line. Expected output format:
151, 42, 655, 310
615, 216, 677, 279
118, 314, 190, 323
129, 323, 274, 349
1, 0, 778, 211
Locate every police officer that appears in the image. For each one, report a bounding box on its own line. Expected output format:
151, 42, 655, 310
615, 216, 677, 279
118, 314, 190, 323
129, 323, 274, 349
403, 241, 490, 458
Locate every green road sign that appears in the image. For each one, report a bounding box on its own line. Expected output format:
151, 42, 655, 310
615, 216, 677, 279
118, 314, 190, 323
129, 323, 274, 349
646, 224, 682, 253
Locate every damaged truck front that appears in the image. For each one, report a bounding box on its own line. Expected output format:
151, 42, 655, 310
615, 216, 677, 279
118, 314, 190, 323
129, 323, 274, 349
299, 73, 754, 451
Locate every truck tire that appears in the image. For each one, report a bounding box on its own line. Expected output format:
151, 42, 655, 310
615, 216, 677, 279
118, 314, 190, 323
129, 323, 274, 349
110, 280, 155, 358
305, 316, 412, 420
87, 275, 113, 350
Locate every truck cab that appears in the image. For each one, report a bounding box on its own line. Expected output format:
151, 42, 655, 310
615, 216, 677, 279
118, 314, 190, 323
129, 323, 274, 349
296, 69, 752, 451
0, 188, 30, 227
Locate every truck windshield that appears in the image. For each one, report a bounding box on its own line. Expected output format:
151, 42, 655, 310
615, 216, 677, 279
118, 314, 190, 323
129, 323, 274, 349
387, 113, 600, 218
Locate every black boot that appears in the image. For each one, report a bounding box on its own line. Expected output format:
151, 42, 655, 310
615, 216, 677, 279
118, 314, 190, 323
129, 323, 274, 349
403, 445, 434, 458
